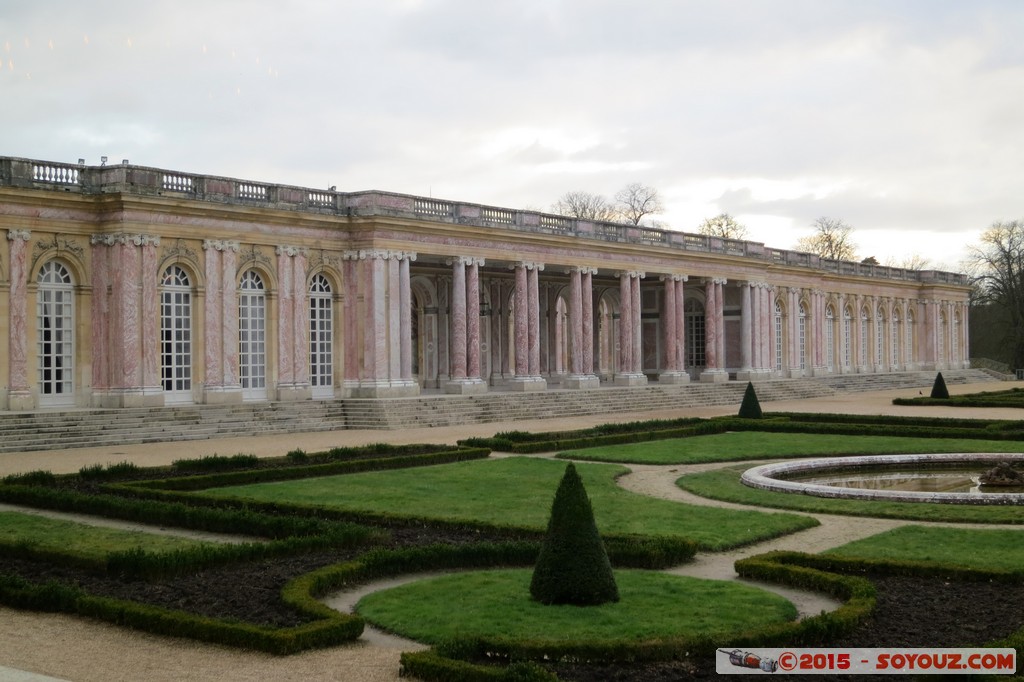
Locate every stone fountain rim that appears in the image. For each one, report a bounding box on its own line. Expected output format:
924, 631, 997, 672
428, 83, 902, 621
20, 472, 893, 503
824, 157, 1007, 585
741, 452, 1024, 505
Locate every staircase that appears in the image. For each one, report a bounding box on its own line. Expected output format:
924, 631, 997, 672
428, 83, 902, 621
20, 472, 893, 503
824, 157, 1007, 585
0, 369, 999, 453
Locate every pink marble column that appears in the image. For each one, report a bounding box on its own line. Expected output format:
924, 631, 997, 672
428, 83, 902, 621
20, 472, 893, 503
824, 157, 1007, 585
751, 285, 762, 372
399, 255, 413, 381
527, 263, 542, 377
582, 270, 595, 375
762, 286, 773, 372
716, 280, 726, 371
388, 255, 402, 382
674, 276, 686, 371
293, 250, 309, 385
6, 230, 31, 408
618, 272, 633, 374
631, 273, 643, 373
739, 282, 752, 374
789, 288, 800, 372
513, 264, 529, 377
113, 240, 142, 389
363, 253, 389, 383
467, 259, 481, 380
569, 268, 584, 376
704, 279, 718, 370
662, 277, 677, 372
449, 258, 467, 381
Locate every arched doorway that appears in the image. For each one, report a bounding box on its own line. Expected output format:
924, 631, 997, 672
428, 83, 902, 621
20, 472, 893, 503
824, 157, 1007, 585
160, 265, 194, 404
37, 260, 75, 406
238, 270, 267, 401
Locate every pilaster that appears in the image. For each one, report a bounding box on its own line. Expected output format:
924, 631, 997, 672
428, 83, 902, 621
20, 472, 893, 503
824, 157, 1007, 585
6, 230, 32, 410
201, 239, 242, 404
275, 245, 312, 401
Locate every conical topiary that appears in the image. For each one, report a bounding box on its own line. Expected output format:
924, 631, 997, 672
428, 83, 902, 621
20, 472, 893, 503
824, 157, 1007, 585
738, 381, 763, 419
530, 463, 619, 606
930, 372, 950, 399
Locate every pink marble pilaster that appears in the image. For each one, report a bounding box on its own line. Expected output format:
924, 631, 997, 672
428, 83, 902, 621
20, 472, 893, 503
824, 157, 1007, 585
618, 273, 633, 373
582, 271, 595, 375
704, 280, 718, 369
449, 258, 468, 380
466, 260, 481, 380
674, 277, 686, 370
115, 241, 142, 389
716, 280, 726, 370
203, 243, 222, 387
221, 245, 239, 386
399, 256, 413, 381
293, 250, 309, 384
7, 230, 31, 397
343, 256, 359, 385
89, 239, 111, 391
739, 283, 752, 372
277, 250, 295, 385
141, 241, 160, 390
751, 285, 762, 370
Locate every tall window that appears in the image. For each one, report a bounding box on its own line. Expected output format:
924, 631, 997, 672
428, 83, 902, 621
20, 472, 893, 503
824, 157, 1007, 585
843, 307, 852, 368
774, 300, 784, 371
309, 274, 333, 398
825, 305, 835, 372
938, 310, 946, 365
160, 266, 192, 402
798, 303, 807, 371
239, 270, 267, 400
685, 299, 705, 369
37, 261, 75, 404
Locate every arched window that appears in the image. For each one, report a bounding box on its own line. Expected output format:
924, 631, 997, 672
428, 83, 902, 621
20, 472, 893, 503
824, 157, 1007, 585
309, 274, 333, 398
160, 265, 193, 403
37, 261, 75, 404
825, 305, 835, 372
685, 299, 705, 369
774, 300, 784, 371
238, 270, 267, 400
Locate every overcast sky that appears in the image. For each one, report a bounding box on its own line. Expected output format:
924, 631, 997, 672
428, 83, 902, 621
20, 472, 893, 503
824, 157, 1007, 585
3, 1, 1022, 270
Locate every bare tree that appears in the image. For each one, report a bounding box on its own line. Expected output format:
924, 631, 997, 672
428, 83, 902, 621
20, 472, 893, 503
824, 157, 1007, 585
885, 254, 932, 271
697, 213, 748, 240
794, 217, 857, 261
614, 183, 663, 226
968, 220, 1024, 368
551, 191, 619, 222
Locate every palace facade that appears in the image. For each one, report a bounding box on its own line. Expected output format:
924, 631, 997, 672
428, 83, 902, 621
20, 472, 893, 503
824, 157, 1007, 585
0, 157, 970, 411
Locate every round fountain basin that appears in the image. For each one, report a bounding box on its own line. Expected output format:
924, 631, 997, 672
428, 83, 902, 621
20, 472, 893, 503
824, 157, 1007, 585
741, 453, 1024, 505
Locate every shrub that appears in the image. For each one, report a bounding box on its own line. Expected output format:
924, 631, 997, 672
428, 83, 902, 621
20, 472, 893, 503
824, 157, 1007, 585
78, 461, 140, 480
2, 470, 57, 487
171, 454, 260, 472
286, 448, 309, 464
738, 382, 763, 419
530, 463, 618, 606
931, 372, 950, 399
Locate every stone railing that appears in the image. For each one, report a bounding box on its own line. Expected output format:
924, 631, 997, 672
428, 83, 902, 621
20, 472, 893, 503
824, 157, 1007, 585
0, 155, 969, 286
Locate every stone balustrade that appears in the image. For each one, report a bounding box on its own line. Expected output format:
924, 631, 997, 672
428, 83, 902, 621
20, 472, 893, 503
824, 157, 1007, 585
0, 155, 968, 285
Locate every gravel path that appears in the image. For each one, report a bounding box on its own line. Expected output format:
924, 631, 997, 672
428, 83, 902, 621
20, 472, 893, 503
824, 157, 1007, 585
1, 380, 1020, 681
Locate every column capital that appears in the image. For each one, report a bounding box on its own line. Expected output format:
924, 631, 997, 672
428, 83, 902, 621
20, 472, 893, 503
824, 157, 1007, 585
616, 270, 645, 279
659, 273, 688, 282
447, 256, 485, 267
565, 265, 598, 275
511, 261, 544, 272
6, 229, 30, 241
275, 245, 310, 257
703, 276, 727, 285
202, 239, 240, 252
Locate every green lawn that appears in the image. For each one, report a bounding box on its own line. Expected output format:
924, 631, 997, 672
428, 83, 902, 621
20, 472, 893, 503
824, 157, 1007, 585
677, 466, 1024, 524
559, 432, 1024, 465
824, 526, 1024, 572
356, 568, 797, 645
0, 512, 213, 561
202, 457, 817, 550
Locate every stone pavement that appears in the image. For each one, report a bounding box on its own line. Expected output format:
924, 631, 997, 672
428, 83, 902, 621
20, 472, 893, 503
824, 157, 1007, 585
0, 379, 1020, 681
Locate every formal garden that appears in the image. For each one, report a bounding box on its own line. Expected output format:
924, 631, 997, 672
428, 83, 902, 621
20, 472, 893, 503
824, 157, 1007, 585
2, 384, 1024, 680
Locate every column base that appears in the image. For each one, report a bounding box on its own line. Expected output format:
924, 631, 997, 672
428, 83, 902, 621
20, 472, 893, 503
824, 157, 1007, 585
564, 374, 600, 389
735, 369, 771, 382
445, 378, 488, 395
202, 385, 244, 405
786, 369, 805, 379
6, 390, 34, 411
276, 383, 312, 401
812, 367, 833, 377
700, 369, 730, 383
614, 373, 648, 387
657, 371, 690, 385
354, 380, 421, 398
94, 387, 165, 408
507, 376, 547, 392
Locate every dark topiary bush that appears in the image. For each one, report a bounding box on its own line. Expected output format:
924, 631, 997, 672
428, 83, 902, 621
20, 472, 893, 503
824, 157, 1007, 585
738, 382, 763, 419
530, 463, 619, 606
930, 372, 950, 399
